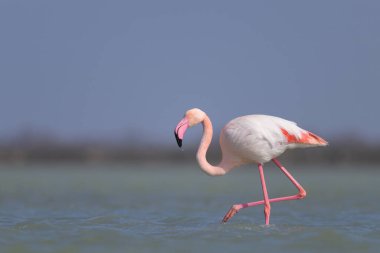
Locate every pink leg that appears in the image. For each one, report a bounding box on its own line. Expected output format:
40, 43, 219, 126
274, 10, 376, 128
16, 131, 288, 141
272, 158, 306, 198
222, 159, 306, 223
258, 163, 271, 225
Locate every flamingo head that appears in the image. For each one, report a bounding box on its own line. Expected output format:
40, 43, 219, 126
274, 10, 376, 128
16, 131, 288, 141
174, 108, 206, 147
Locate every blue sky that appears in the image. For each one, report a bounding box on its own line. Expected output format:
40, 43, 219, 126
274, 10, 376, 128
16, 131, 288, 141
0, 0, 379, 144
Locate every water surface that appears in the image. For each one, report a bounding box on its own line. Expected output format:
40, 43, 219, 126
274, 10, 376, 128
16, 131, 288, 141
0, 163, 379, 252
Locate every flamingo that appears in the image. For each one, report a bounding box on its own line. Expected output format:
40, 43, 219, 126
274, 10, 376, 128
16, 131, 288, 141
174, 108, 327, 224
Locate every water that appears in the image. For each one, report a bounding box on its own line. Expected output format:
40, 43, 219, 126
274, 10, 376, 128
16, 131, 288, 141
0, 163, 379, 253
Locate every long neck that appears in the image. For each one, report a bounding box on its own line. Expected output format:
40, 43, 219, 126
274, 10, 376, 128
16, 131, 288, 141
196, 115, 232, 176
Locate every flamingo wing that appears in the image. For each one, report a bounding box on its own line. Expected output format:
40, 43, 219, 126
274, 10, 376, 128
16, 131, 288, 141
229, 115, 327, 149
221, 115, 327, 164
280, 128, 328, 146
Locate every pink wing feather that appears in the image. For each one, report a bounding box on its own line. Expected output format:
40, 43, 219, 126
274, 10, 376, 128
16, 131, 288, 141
280, 128, 328, 146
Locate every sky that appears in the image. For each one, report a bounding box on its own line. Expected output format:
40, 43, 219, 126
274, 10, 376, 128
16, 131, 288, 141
0, 0, 379, 144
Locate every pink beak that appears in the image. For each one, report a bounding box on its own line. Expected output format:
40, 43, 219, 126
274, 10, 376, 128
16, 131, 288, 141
174, 117, 189, 148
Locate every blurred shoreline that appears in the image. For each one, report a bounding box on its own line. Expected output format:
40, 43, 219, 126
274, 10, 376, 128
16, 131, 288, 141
0, 133, 379, 166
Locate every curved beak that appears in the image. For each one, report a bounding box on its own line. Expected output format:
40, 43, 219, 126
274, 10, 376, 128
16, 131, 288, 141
174, 117, 189, 148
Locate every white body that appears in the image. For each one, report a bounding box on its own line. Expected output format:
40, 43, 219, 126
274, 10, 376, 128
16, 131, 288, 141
220, 115, 318, 165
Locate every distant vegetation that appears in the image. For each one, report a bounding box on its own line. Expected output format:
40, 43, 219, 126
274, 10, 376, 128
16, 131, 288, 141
1, 132, 379, 166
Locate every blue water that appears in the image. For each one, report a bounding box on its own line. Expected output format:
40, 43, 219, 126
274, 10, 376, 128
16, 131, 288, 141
0, 163, 379, 252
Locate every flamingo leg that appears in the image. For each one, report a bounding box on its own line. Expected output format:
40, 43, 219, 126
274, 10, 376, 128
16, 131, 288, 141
258, 163, 271, 225
222, 159, 306, 223
272, 158, 307, 198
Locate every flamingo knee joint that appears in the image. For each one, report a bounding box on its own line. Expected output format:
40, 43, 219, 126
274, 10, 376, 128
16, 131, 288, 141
298, 190, 307, 199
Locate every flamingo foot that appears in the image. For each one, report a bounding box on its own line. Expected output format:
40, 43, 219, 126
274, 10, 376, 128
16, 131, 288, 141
222, 205, 241, 223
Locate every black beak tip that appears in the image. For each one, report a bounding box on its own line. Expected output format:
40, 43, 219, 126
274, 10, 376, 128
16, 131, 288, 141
174, 131, 182, 148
